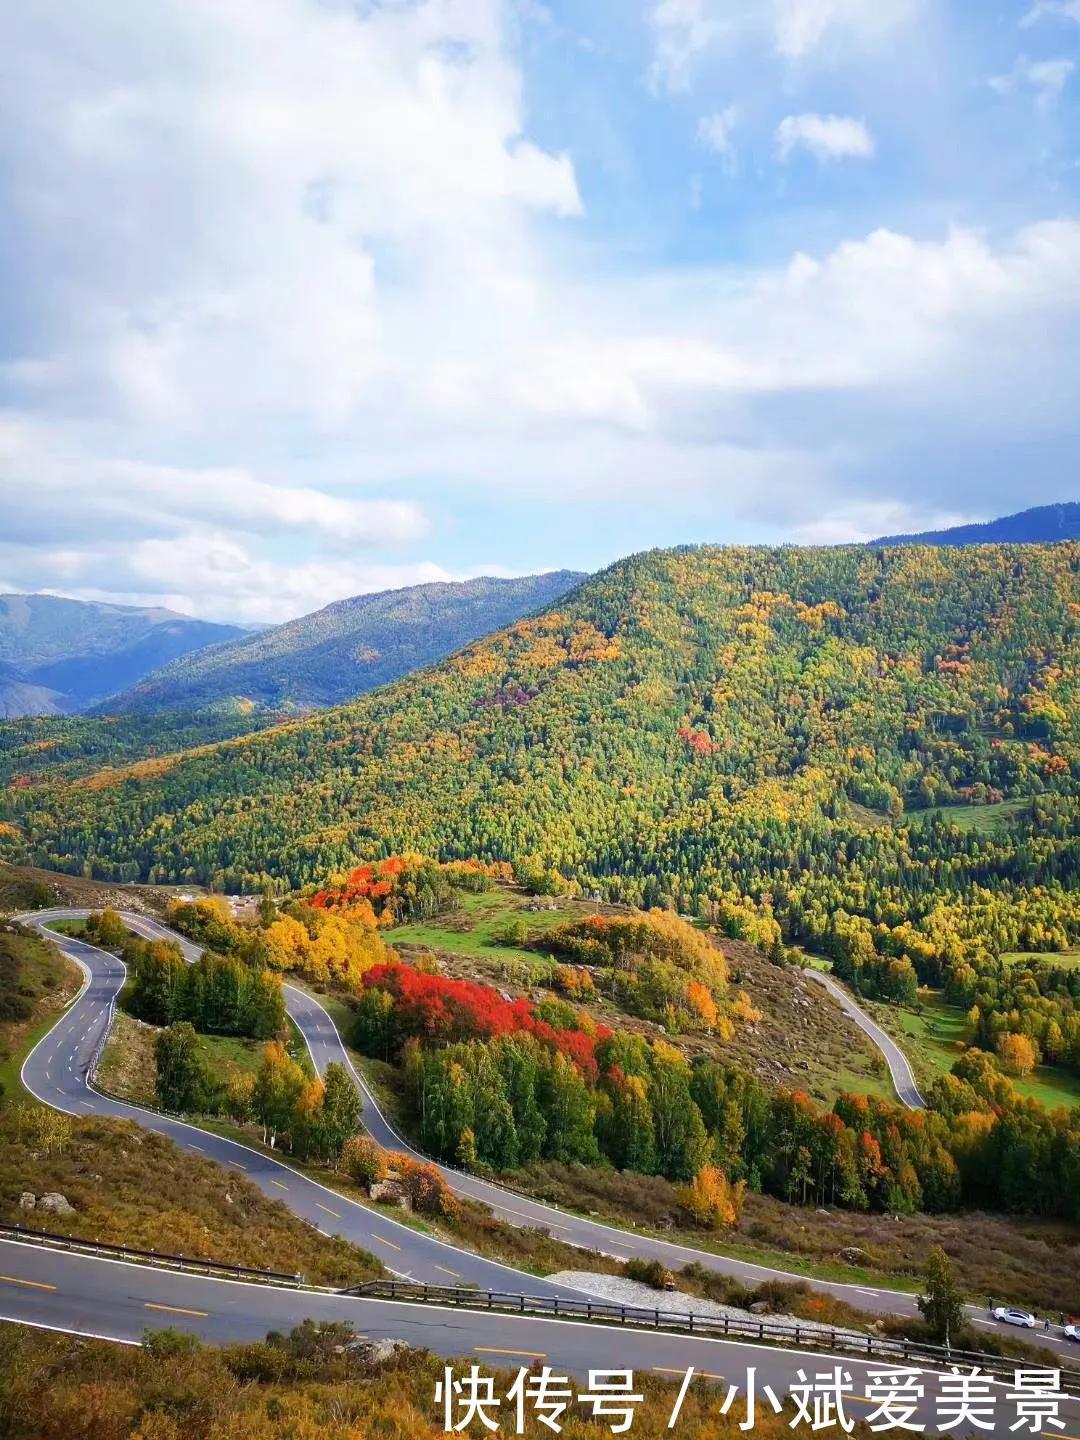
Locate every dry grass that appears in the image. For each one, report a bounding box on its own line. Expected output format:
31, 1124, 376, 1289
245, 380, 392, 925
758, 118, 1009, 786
503, 1160, 1080, 1314
0, 858, 189, 919
0, 1323, 862, 1440
0, 1110, 382, 1287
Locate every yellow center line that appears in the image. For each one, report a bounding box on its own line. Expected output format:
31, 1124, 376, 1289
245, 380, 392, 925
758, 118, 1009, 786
270, 1179, 289, 1191
1, 1274, 57, 1292
369, 1234, 401, 1251
476, 1346, 547, 1360
144, 1302, 210, 1318
434, 1265, 461, 1278
314, 1202, 341, 1218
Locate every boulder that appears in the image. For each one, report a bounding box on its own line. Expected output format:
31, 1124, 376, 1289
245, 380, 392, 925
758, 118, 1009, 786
748, 1300, 771, 1315
18, 1192, 35, 1211
838, 1246, 868, 1266
38, 1193, 76, 1217
361, 1338, 415, 1365
369, 1179, 408, 1209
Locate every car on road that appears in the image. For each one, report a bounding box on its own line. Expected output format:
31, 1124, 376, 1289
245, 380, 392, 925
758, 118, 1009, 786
992, 1307, 1036, 1329
1065, 1323, 1080, 1343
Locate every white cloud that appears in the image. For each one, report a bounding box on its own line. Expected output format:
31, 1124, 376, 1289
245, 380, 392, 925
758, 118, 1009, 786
5, 537, 459, 627
776, 113, 875, 162
989, 55, 1074, 109
773, 0, 918, 59
1021, 1, 1080, 28
648, 0, 920, 87
0, 0, 581, 431
790, 503, 978, 544
697, 108, 739, 172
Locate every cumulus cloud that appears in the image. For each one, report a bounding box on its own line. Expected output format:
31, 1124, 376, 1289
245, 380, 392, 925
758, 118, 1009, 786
0, 0, 581, 431
776, 113, 875, 162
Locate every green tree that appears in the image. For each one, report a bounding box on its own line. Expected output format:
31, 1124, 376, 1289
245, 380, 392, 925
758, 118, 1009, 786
916, 1246, 965, 1346
154, 1023, 207, 1113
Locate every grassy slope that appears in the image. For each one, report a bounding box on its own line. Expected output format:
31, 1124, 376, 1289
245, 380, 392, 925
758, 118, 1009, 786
389, 887, 890, 1105
0, 1326, 795, 1440
870, 991, 1080, 1111
0, 1111, 381, 1286
0, 920, 383, 1287
0, 926, 83, 1105
914, 797, 1028, 832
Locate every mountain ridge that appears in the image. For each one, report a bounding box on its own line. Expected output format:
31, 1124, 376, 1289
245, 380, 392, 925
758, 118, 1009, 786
870, 500, 1079, 547
0, 594, 245, 717
103, 570, 587, 715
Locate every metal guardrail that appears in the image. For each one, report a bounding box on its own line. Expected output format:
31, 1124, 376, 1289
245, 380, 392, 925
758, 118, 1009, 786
0, 1222, 306, 1287
344, 1279, 1080, 1391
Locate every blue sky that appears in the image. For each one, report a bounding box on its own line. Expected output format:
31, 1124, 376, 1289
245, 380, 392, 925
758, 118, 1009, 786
1, 0, 1078, 621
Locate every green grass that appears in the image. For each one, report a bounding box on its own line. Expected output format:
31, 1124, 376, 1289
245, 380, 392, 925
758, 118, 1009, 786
911, 797, 1028, 832
387, 887, 594, 957
872, 990, 1080, 1111
0, 930, 83, 1107
1001, 948, 1080, 970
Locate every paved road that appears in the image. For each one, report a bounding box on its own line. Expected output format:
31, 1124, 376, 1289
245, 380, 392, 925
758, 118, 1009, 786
2, 1241, 1077, 1438
804, 968, 926, 1109
14, 910, 1072, 1362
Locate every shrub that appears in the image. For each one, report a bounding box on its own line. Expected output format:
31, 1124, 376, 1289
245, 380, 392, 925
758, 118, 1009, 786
341, 1135, 387, 1188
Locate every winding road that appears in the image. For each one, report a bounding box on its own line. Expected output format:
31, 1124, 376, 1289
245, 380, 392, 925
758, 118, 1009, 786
2, 907, 1076, 1437
804, 968, 926, 1109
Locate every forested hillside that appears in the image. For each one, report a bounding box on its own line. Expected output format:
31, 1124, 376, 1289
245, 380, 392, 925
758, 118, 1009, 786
3, 544, 1077, 990
105, 571, 585, 714
0, 593, 244, 716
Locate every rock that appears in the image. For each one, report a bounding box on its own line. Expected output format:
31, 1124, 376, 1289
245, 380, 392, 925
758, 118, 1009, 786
816, 1208, 830, 1216
18, 1192, 35, 1211
38, 1193, 76, 1216
369, 1179, 408, 1208
838, 1246, 868, 1266
748, 1300, 771, 1315
361, 1338, 415, 1365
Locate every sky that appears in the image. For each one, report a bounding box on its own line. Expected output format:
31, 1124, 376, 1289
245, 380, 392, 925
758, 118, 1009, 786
2, 0, 1079, 624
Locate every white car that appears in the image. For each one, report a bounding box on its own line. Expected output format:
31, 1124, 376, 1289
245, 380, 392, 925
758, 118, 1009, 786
993, 1307, 1036, 1329
1065, 1323, 1080, 1343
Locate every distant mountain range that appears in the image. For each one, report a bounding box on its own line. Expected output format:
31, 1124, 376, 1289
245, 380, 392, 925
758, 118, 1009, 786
871, 501, 1079, 548
0, 595, 245, 718
102, 572, 587, 715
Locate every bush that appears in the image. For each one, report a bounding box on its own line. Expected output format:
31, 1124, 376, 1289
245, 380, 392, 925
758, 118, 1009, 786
387, 1151, 458, 1219
624, 1258, 675, 1290
342, 1135, 387, 1188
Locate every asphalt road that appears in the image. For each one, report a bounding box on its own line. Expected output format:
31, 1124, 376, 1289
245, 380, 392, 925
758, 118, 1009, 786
2, 1240, 1077, 1438
803, 968, 926, 1109
13, 909, 1074, 1362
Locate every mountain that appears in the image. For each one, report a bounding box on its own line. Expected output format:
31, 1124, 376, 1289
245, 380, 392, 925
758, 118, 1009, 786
103, 572, 587, 715
0, 595, 245, 717
871, 500, 1080, 547
4, 544, 1075, 984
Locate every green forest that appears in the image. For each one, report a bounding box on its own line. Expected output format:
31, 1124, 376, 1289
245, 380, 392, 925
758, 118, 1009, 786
3, 545, 1077, 1001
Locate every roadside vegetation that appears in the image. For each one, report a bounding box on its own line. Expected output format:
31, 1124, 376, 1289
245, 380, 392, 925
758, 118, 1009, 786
0, 924, 81, 1107
0, 1107, 382, 1286
0, 1323, 806, 1440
